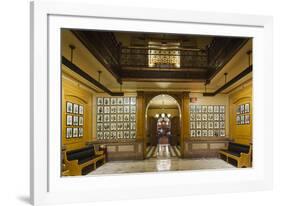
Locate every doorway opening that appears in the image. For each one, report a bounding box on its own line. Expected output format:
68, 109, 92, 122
145, 94, 181, 159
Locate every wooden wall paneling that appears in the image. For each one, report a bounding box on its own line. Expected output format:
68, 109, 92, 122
229, 84, 252, 145
62, 75, 93, 150
181, 92, 189, 157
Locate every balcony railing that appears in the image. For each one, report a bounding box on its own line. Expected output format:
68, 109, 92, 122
120, 48, 209, 69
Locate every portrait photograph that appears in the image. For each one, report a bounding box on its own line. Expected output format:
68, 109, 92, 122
73, 104, 79, 114
66, 128, 72, 138
66, 101, 73, 113
66, 115, 72, 126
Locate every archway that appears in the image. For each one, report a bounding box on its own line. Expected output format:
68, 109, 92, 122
145, 94, 182, 159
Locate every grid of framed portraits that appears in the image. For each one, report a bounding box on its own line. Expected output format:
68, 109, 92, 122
96, 97, 136, 140
66, 101, 84, 139
236, 103, 250, 125
189, 105, 226, 137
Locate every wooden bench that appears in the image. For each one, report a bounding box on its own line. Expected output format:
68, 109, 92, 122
64, 146, 106, 176
219, 142, 252, 168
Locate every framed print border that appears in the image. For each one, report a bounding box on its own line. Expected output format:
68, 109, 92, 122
31, 1, 273, 205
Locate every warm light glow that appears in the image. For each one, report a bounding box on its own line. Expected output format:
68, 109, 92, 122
161, 113, 165, 118
167, 113, 171, 118
155, 114, 159, 118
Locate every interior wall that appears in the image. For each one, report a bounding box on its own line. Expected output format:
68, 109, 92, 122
189, 93, 229, 137
229, 84, 252, 145
62, 73, 93, 150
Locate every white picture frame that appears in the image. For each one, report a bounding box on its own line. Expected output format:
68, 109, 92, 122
31, 1, 273, 205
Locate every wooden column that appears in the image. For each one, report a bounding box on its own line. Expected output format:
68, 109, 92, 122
136, 91, 145, 159
181, 92, 189, 157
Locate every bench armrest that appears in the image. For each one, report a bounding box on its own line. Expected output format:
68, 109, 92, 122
95, 150, 104, 156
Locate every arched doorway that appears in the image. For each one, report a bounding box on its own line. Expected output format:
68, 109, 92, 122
145, 94, 182, 159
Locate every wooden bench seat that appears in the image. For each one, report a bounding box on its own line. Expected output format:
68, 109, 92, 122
219, 142, 252, 168
64, 146, 106, 176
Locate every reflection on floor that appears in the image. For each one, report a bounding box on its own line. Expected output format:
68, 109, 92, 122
146, 144, 181, 159
88, 144, 234, 175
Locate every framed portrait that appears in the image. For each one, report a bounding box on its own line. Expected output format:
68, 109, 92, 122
245, 114, 250, 124
220, 121, 225, 128
208, 130, 214, 137
190, 105, 195, 113
208, 122, 213, 129
240, 104, 245, 114
220, 130, 226, 137
79, 116, 83, 126
97, 115, 103, 123
124, 131, 130, 139
104, 115, 110, 122
202, 122, 208, 129
202, 114, 208, 121
190, 113, 195, 121
117, 106, 123, 113
117, 123, 123, 130
214, 130, 219, 137
110, 98, 117, 105
73, 128, 78, 138
124, 122, 130, 130
196, 114, 201, 121
124, 114, 130, 122
207, 105, 213, 113
97, 97, 103, 105
66, 115, 72, 126
104, 132, 110, 139
236, 115, 241, 124
220, 114, 225, 121
196, 105, 202, 113
117, 97, 123, 105
124, 106, 130, 113
214, 113, 219, 121
117, 114, 123, 122
97, 106, 103, 114
245, 103, 250, 113
236, 106, 240, 114
214, 122, 219, 129
104, 98, 110, 105
130, 114, 136, 122
130, 97, 136, 105
104, 106, 110, 113
110, 131, 117, 139
196, 122, 201, 129
202, 130, 208, 137
130, 131, 136, 139
110, 114, 117, 122
66, 101, 73, 113
97, 123, 103, 131
73, 104, 79, 114
66, 128, 72, 138
214, 105, 219, 113
32, 2, 273, 204
73, 116, 79, 126
202, 105, 207, 113
190, 130, 196, 137
117, 131, 123, 139
97, 132, 103, 139
240, 115, 245, 124
124, 97, 130, 105
130, 105, 136, 113
79, 105, 84, 115
190, 122, 195, 129
196, 130, 202, 137
110, 106, 117, 114
130, 122, 136, 130
208, 113, 213, 121
78, 128, 83, 137
110, 123, 116, 130
219, 105, 225, 113
103, 123, 110, 131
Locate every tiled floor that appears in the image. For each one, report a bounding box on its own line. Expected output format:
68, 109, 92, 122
88, 144, 235, 176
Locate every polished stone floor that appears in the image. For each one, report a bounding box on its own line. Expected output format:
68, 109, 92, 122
88, 144, 234, 175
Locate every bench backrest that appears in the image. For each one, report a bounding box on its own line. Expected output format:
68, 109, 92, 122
66, 146, 95, 161
228, 142, 250, 154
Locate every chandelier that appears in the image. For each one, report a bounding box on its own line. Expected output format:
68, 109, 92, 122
154, 95, 171, 119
